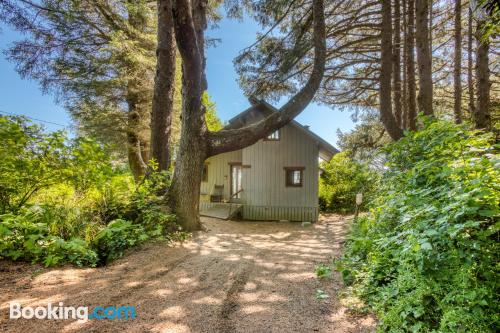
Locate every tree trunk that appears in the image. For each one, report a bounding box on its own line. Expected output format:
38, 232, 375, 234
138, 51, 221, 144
453, 0, 463, 124
126, 0, 151, 180
126, 102, 148, 180
151, 0, 176, 171
393, 0, 403, 127
474, 16, 491, 129
169, 0, 209, 231
402, 0, 408, 130
168, 108, 207, 231
415, 0, 433, 116
467, 6, 475, 119
406, 0, 417, 130
168, 0, 327, 230
381, 0, 404, 140
168, 53, 206, 229
207, 0, 327, 156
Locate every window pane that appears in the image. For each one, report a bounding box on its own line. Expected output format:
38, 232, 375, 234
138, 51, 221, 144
285, 169, 303, 186
267, 130, 279, 140
231, 165, 242, 198
293, 171, 300, 184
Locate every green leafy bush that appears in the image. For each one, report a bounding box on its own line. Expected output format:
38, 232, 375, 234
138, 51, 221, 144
0, 201, 184, 267
337, 119, 499, 332
315, 263, 332, 279
0, 116, 186, 267
0, 115, 117, 214
0, 212, 98, 267
93, 219, 149, 264
0, 116, 69, 214
319, 152, 379, 213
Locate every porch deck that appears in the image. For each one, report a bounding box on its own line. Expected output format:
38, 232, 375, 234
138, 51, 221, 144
199, 203, 243, 220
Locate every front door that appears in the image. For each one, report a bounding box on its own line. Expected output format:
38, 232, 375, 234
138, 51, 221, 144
230, 164, 242, 200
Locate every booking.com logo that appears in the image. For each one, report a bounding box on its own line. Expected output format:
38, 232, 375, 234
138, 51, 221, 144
9, 302, 136, 321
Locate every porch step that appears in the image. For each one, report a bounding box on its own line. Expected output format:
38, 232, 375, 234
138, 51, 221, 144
199, 203, 243, 220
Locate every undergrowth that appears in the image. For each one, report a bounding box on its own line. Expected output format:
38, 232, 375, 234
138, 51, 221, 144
335, 119, 499, 332
0, 116, 188, 267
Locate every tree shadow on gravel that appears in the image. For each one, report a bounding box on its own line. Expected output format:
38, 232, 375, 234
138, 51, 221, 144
0, 214, 375, 333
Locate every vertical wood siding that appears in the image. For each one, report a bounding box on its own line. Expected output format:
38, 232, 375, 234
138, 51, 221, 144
200, 124, 320, 221
200, 150, 242, 201
241, 124, 319, 207
242, 205, 318, 222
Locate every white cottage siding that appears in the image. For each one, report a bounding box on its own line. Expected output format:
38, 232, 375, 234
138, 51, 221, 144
200, 149, 242, 201
242, 206, 318, 222
240, 124, 319, 221
199, 120, 327, 222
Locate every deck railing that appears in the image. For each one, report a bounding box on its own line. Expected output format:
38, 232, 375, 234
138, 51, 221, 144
228, 188, 244, 218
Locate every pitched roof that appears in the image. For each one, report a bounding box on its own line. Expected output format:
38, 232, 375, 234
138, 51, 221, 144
226, 98, 339, 161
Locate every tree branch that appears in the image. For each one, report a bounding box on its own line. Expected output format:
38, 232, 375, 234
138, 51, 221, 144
207, 0, 326, 157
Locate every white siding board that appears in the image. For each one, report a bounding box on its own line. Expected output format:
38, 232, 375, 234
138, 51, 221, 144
200, 149, 242, 201
200, 123, 320, 221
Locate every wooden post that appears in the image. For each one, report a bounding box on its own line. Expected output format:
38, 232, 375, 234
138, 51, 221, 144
354, 192, 363, 222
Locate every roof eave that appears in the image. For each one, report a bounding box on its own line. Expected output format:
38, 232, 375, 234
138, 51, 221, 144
225, 97, 339, 158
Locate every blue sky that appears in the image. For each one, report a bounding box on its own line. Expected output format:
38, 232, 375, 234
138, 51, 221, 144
0, 25, 71, 132
0, 13, 354, 146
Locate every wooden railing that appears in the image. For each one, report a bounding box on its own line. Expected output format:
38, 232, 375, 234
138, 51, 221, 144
229, 188, 244, 200
228, 188, 244, 218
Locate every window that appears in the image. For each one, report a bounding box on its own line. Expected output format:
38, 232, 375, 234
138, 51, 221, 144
230, 164, 243, 199
265, 130, 280, 141
202, 164, 208, 182
284, 167, 305, 187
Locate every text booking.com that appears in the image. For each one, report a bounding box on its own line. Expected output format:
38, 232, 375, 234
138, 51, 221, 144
9, 302, 136, 321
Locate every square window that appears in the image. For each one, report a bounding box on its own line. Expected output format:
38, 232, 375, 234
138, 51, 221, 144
265, 130, 280, 141
285, 167, 304, 187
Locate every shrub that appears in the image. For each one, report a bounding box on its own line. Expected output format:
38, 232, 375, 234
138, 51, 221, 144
337, 119, 499, 332
0, 211, 98, 267
319, 152, 379, 213
0, 116, 187, 268
93, 219, 149, 264
0, 115, 120, 214
0, 116, 70, 214
315, 263, 332, 279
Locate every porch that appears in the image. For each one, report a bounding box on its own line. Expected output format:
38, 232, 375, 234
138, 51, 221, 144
199, 202, 243, 220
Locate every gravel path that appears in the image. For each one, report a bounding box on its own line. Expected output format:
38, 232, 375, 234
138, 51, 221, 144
0, 214, 375, 332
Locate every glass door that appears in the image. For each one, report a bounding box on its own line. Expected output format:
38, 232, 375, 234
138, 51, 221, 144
230, 165, 242, 199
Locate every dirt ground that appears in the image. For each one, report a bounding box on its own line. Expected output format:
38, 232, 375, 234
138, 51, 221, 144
0, 214, 375, 333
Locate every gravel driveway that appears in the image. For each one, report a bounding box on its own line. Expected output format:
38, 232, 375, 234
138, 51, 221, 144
0, 214, 375, 332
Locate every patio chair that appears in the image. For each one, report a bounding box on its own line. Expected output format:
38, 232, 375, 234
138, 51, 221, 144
210, 185, 224, 202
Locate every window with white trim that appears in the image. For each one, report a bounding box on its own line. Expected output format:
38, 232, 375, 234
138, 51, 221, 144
265, 130, 280, 141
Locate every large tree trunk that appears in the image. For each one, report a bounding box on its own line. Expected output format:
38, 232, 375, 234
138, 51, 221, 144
169, 0, 209, 231
467, 6, 475, 117
380, 0, 404, 140
402, 0, 408, 130
415, 0, 433, 116
474, 16, 491, 129
393, 0, 403, 127
126, 0, 152, 180
168, 0, 326, 230
126, 102, 148, 180
406, 0, 417, 130
151, 0, 176, 171
453, 0, 463, 124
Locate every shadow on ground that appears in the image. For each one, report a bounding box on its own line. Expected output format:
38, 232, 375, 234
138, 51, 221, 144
0, 214, 375, 333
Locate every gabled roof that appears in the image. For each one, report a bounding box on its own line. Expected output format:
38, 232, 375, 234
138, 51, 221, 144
226, 98, 339, 161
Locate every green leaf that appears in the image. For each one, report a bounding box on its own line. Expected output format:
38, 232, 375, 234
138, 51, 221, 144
420, 242, 432, 251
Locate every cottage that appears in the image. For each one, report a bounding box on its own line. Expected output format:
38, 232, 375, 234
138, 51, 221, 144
199, 99, 338, 222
